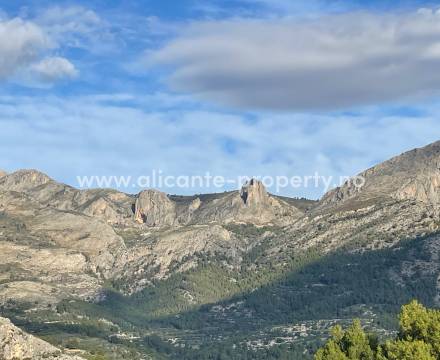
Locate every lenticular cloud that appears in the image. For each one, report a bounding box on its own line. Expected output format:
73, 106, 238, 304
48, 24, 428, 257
151, 8, 440, 111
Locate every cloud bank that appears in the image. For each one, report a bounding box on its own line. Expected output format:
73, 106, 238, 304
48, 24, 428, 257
1, 94, 440, 198
151, 8, 440, 111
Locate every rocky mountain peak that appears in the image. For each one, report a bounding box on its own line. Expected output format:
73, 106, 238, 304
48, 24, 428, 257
0, 169, 6, 178
0, 169, 52, 192
134, 189, 177, 226
318, 139, 440, 211
240, 179, 269, 207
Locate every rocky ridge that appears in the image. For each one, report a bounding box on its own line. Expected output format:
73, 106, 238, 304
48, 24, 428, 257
0, 140, 440, 309
0, 172, 303, 303
0, 170, 135, 226
133, 178, 302, 227
319, 140, 440, 211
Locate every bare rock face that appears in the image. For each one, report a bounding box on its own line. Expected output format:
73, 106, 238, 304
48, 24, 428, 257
0, 169, 51, 192
189, 197, 201, 211
395, 172, 440, 204
0, 169, 6, 178
0, 170, 302, 228
0, 317, 84, 359
74, 190, 135, 225
176, 197, 202, 224
0, 187, 126, 306
30, 211, 126, 277
235, 179, 293, 223
319, 140, 440, 211
0, 171, 303, 306
189, 180, 303, 225
134, 189, 176, 226
240, 179, 269, 207
0, 170, 136, 225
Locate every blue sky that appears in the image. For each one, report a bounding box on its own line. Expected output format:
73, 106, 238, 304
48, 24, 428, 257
2, 0, 440, 198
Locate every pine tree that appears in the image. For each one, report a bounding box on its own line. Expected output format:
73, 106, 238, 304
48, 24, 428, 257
314, 300, 440, 360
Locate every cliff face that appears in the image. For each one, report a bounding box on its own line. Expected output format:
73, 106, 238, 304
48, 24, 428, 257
134, 189, 177, 226
395, 171, 440, 204
240, 179, 268, 206
0, 317, 84, 359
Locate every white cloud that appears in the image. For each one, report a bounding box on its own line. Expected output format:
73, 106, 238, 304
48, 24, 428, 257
37, 5, 101, 32
0, 10, 83, 84
0, 18, 50, 79
150, 8, 440, 111
1, 94, 440, 198
35, 6, 116, 53
31, 57, 78, 82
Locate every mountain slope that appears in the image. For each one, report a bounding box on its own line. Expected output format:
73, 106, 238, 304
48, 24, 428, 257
319, 140, 440, 211
0, 172, 305, 303
1, 140, 440, 359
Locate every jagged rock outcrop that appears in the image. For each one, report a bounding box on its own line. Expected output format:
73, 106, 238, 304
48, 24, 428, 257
134, 180, 302, 227
240, 179, 268, 206
0, 317, 84, 359
134, 189, 177, 226
187, 179, 303, 225
0, 169, 6, 178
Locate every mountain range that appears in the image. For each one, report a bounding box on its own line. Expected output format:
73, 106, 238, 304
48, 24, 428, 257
0, 140, 440, 359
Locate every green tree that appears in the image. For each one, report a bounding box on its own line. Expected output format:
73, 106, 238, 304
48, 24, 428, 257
398, 300, 440, 356
315, 340, 348, 360
377, 339, 434, 360
315, 321, 374, 360
315, 301, 440, 360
